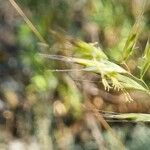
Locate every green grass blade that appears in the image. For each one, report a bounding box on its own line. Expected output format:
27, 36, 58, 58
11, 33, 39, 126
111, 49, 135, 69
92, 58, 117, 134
117, 74, 149, 93
140, 40, 150, 78
104, 113, 150, 122
121, 17, 142, 62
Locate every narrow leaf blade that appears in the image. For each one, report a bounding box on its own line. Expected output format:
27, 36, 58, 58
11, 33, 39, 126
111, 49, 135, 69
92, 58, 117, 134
122, 17, 142, 62
140, 40, 150, 78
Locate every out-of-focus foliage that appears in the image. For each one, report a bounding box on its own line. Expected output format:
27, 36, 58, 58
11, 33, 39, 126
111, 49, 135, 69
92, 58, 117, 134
0, 0, 150, 149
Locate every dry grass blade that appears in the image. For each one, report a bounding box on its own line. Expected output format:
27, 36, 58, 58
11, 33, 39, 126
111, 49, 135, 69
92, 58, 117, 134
9, 0, 46, 43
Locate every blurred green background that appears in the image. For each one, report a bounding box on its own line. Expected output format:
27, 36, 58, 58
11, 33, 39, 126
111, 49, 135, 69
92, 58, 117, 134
0, 0, 150, 149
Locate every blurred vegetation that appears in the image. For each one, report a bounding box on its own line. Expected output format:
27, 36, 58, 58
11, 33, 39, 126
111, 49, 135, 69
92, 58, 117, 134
0, 0, 150, 149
